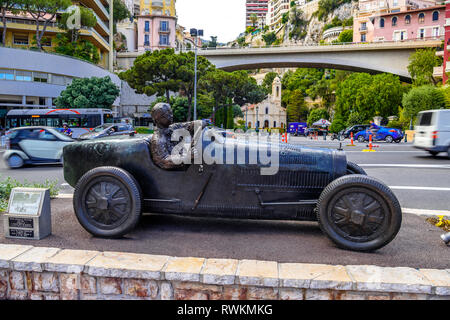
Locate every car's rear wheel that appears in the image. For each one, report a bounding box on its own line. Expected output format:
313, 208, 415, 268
357, 136, 365, 143
385, 135, 394, 143
346, 162, 367, 175
429, 151, 439, 157
73, 166, 142, 238
394, 139, 401, 143
316, 175, 402, 252
7, 154, 24, 169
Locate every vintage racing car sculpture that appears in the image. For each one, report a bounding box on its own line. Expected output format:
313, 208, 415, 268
63, 107, 402, 252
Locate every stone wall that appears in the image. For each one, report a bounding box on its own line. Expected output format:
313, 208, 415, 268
0, 244, 448, 300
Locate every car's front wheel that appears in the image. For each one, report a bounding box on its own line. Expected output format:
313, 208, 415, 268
385, 135, 394, 143
346, 161, 367, 175
7, 154, 24, 169
316, 175, 402, 252
73, 166, 142, 238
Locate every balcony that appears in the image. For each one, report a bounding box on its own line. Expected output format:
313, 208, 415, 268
359, 26, 368, 33
159, 27, 170, 34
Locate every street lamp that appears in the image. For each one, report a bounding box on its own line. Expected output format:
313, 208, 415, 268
190, 28, 203, 121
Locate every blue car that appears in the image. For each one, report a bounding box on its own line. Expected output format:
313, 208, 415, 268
354, 126, 404, 143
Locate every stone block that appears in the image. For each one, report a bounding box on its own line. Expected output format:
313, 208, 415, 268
201, 258, 238, 285
247, 287, 278, 300
160, 281, 173, 300
346, 265, 433, 294
237, 260, 278, 287
223, 286, 248, 300
31, 272, 59, 293
80, 275, 97, 295
280, 288, 304, 300
45, 249, 98, 274
124, 279, 159, 299
99, 277, 123, 295
0, 244, 33, 268
164, 257, 205, 282
9, 271, 25, 290
86, 251, 169, 280
8, 290, 28, 300
0, 270, 7, 299
279, 263, 353, 290
60, 273, 79, 300
174, 289, 208, 300
12, 247, 61, 272
304, 289, 333, 300
419, 269, 450, 296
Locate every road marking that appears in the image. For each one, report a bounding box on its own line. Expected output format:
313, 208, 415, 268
402, 208, 450, 217
389, 186, 450, 191
360, 164, 450, 169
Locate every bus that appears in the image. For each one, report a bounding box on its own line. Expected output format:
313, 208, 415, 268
6, 108, 114, 138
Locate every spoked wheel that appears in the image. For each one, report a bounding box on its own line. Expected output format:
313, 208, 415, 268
385, 135, 394, 143
317, 175, 402, 252
73, 166, 142, 238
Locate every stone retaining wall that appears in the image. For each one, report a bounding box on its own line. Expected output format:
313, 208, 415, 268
0, 244, 448, 300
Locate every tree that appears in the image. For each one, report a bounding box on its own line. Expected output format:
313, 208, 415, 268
113, 0, 130, 34
23, 0, 72, 50
176, 51, 215, 120
54, 33, 100, 63
58, 6, 96, 43
262, 32, 277, 46
346, 111, 364, 127
0, 0, 23, 45
285, 89, 309, 122
249, 13, 258, 27
288, 6, 308, 40
408, 48, 442, 86
307, 107, 329, 126
55, 76, 120, 109
337, 29, 353, 43
119, 48, 181, 103
208, 36, 218, 48
233, 70, 267, 107
402, 85, 445, 120
262, 72, 278, 94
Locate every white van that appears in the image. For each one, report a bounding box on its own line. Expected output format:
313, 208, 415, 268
414, 109, 450, 158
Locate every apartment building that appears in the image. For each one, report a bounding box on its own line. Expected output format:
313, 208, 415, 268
246, 0, 269, 27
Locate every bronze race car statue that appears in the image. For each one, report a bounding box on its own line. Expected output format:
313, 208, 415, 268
63, 103, 402, 252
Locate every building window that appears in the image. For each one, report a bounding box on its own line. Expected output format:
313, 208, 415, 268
380, 18, 384, 28
13, 34, 28, 45
33, 72, 48, 83
160, 21, 168, 31
160, 34, 169, 45
433, 27, 439, 37
0, 69, 14, 80
265, 107, 268, 114
405, 15, 411, 25
274, 121, 277, 127
418, 13, 425, 24
393, 0, 398, 6
432, 11, 439, 21
419, 28, 425, 39
144, 21, 150, 32
144, 34, 150, 46
51, 74, 66, 85
361, 34, 366, 42
392, 17, 397, 27
15, 71, 32, 81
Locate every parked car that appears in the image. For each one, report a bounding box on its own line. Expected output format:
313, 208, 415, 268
414, 109, 450, 158
3, 126, 73, 168
355, 126, 404, 143
342, 125, 370, 139
288, 122, 308, 136
78, 124, 135, 140
63, 126, 402, 252
307, 128, 327, 136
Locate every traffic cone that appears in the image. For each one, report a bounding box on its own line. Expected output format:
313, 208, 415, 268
362, 134, 376, 152
347, 132, 356, 146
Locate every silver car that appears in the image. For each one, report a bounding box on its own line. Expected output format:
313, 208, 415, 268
78, 124, 135, 140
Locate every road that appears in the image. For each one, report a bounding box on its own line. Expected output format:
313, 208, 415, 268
0, 137, 448, 268
2, 136, 449, 211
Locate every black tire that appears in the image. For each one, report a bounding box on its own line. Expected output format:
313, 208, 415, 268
447, 146, 450, 159
429, 151, 439, 157
73, 166, 142, 238
357, 135, 365, 143
346, 162, 367, 175
385, 135, 394, 143
316, 175, 402, 252
394, 139, 401, 144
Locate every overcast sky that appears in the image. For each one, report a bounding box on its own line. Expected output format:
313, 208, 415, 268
176, 0, 246, 43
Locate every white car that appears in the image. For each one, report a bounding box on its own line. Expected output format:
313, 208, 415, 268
414, 109, 450, 158
3, 126, 73, 168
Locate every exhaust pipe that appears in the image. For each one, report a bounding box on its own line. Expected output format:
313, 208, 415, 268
441, 232, 450, 245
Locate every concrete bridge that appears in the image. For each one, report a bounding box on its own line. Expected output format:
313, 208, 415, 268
116, 39, 442, 81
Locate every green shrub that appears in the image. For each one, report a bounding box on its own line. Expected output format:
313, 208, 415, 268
0, 178, 59, 212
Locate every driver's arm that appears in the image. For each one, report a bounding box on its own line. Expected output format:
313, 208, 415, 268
170, 120, 208, 135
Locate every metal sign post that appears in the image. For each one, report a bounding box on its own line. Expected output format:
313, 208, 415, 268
3, 188, 51, 240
